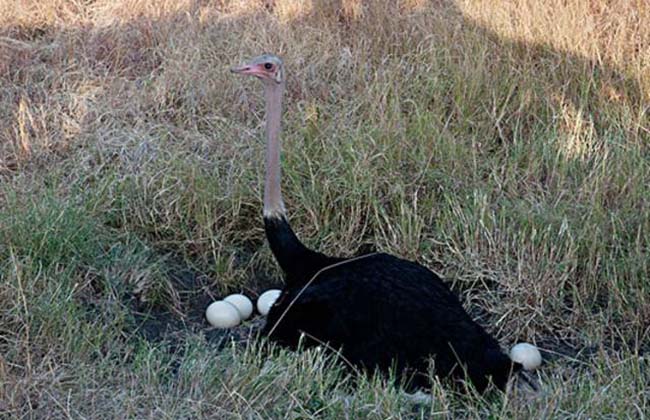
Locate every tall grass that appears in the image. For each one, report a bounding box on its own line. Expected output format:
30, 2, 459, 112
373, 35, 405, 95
1, 0, 648, 417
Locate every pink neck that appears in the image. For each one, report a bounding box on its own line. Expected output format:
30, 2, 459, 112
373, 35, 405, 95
263, 80, 286, 219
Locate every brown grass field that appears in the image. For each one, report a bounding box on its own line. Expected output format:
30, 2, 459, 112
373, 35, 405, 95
1, 0, 649, 418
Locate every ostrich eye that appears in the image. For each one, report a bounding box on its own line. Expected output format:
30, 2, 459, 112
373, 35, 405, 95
264, 63, 273, 70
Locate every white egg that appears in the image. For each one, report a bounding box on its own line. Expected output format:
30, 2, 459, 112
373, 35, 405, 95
510, 342, 542, 371
224, 294, 254, 320
205, 301, 241, 328
257, 289, 282, 316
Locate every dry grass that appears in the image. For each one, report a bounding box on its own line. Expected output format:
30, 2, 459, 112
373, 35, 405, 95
1, 0, 649, 418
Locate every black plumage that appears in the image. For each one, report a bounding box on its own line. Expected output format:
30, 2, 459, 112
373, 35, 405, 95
262, 217, 520, 392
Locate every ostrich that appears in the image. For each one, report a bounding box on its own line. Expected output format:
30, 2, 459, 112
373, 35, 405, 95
231, 53, 520, 392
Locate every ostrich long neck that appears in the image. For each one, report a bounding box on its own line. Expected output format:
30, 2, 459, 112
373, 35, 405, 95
261, 78, 339, 285
263, 80, 286, 218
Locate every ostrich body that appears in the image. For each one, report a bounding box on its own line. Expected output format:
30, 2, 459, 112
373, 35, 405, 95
232, 54, 519, 391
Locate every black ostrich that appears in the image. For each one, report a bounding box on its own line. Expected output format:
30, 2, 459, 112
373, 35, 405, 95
231, 54, 521, 392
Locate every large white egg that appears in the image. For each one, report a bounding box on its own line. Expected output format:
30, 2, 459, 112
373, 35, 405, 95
205, 301, 241, 328
224, 294, 254, 320
257, 289, 282, 316
510, 342, 542, 371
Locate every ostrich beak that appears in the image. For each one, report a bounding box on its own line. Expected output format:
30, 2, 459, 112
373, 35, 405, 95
230, 64, 249, 74
230, 63, 264, 78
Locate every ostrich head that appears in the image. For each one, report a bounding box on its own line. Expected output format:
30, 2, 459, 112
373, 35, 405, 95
231, 53, 284, 84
